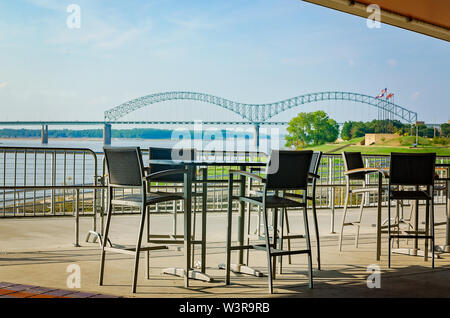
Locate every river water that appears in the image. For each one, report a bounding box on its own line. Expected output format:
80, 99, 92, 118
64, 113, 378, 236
0, 134, 286, 153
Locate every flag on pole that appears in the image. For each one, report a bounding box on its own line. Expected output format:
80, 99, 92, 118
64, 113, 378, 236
375, 88, 387, 99
386, 93, 394, 99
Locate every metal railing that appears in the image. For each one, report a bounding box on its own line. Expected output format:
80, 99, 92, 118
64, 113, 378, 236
2, 148, 448, 216
0, 146, 448, 244
0, 146, 105, 245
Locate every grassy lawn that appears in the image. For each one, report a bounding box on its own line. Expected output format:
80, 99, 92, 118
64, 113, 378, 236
302, 136, 450, 156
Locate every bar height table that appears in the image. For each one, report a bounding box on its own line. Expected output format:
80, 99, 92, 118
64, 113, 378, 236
390, 164, 448, 259
148, 159, 267, 286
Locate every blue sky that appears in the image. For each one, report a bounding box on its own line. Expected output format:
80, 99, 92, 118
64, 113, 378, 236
0, 0, 449, 125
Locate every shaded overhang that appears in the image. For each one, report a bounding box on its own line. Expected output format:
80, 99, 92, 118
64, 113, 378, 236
302, 0, 450, 42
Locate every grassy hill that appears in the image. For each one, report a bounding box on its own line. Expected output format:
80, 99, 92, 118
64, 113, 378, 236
304, 135, 450, 156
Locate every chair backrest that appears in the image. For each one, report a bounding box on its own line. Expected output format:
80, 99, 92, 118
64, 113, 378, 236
342, 151, 366, 181
389, 152, 436, 186
148, 147, 195, 182
103, 147, 144, 187
309, 151, 323, 175
265, 150, 313, 190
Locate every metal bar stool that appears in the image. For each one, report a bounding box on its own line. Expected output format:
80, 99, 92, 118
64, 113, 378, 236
339, 152, 388, 251
99, 147, 187, 293
282, 151, 322, 270
388, 152, 436, 268
225, 150, 314, 293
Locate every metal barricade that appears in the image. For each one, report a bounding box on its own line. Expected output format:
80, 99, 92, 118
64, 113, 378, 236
0, 146, 105, 245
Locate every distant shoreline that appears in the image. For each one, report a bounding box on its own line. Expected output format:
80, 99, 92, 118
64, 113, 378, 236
0, 137, 176, 142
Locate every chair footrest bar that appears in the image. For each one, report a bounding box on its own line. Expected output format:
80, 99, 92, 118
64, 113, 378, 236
104, 245, 168, 255
252, 244, 310, 256
148, 234, 184, 239
229, 244, 274, 251
270, 249, 311, 257
148, 239, 203, 245
282, 234, 305, 239
389, 235, 433, 239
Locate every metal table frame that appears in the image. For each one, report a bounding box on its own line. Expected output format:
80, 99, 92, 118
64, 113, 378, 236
148, 159, 266, 287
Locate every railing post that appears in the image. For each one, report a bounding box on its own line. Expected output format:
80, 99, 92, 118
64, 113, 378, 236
329, 157, 336, 233
74, 189, 80, 247
103, 123, 112, 146
253, 124, 260, 148
41, 125, 48, 144
51, 151, 56, 214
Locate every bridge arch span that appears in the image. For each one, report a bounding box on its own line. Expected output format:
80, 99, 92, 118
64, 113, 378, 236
104, 91, 418, 124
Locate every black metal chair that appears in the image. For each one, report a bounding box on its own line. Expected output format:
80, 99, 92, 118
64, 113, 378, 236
147, 147, 204, 268
387, 152, 436, 268
99, 147, 186, 293
282, 151, 322, 270
339, 152, 387, 251
226, 150, 314, 293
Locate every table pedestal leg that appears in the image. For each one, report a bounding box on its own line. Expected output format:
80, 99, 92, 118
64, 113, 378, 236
217, 263, 264, 277
162, 268, 213, 282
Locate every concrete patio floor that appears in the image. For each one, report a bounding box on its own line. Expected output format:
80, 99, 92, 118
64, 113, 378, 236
1, 205, 450, 298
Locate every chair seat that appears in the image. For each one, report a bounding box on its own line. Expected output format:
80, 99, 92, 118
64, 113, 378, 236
239, 195, 306, 208
390, 190, 431, 201
111, 192, 184, 207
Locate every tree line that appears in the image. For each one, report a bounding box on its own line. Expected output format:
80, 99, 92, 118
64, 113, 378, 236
341, 120, 450, 140
285, 111, 450, 148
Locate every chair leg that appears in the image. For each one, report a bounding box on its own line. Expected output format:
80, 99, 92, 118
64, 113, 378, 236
245, 200, 252, 266
303, 204, 313, 289
257, 206, 262, 237
311, 193, 321, 270
272, 208, 279, 280
225, 189, 233, 285
339, 187, 350, 251
284, 208, 293, 264
424, 199, 429, 263
278, 208, 285, 275
388, 198, 392, 268
191, 208, 196, 267
395, 201, 400, 248
431, 198, 435, 269
146, 250, 150, 280
355, 193, 364, 248
99, 189, 113, 286
132, 203, 147, 293
146, 206, 150, 280
262, 207, 273, 294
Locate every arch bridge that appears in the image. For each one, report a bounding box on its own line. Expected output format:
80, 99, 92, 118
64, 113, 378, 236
104, 91, 418, 145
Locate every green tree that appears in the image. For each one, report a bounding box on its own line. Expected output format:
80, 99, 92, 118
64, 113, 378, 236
440, 123, 450, 137
285, 111, 339, 148
340, 122, 353, 141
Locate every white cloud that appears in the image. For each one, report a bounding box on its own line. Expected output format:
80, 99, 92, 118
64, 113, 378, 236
411, 91, 420, 100
387, 58, 397, 67
167, 17, 216, 31
0, 82, 7, 89
27, 0, 64, 11
94, 28, 142, 49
